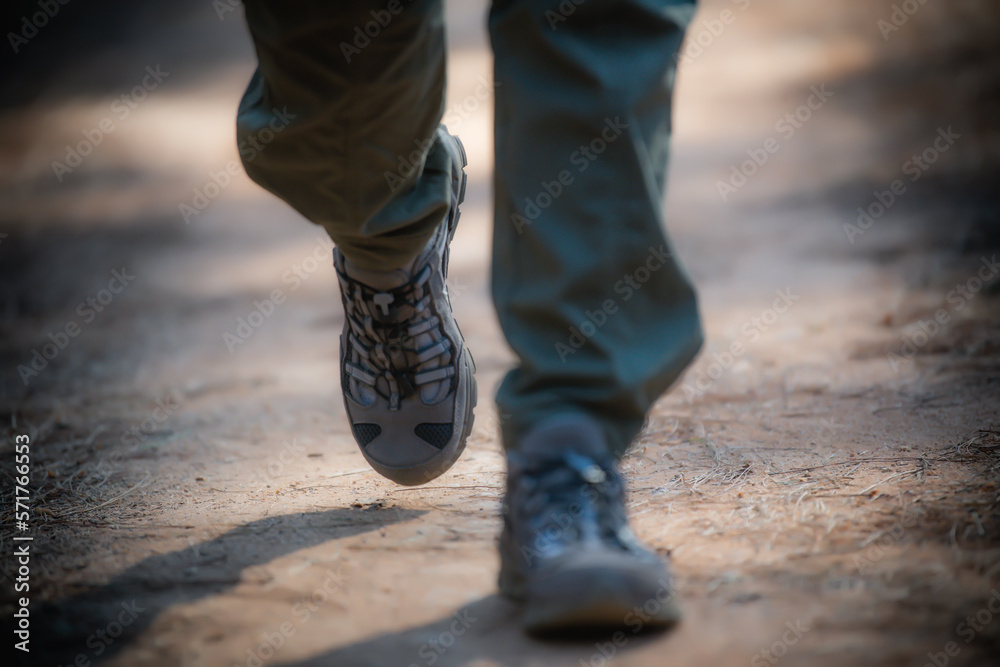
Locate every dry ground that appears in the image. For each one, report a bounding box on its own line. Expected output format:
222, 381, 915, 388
1, 1, 999, 666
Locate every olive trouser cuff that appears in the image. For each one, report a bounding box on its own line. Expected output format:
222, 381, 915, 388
238, 0, 703, 458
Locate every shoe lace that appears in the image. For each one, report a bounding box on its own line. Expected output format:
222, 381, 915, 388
511, 452, 629, 547
337, 262, 455, 410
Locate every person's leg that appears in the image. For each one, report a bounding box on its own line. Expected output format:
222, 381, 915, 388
490, 0, 702, 459
489, 0, 702, 633
238, 0, 476, 485
238, 0, 454, 270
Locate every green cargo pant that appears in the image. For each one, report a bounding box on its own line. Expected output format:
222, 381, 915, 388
237, 0, 703, 457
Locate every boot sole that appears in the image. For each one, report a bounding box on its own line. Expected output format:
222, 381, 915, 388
522, 564, 682, 635
499, 547, 682, 635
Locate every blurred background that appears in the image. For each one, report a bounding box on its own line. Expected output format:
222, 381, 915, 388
1, 1, 999, 666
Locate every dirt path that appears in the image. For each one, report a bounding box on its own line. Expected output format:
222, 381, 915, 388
2, 1, 999, 666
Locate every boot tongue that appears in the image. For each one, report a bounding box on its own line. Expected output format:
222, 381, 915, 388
516, 414, 612, 466
343, 258, 413, 291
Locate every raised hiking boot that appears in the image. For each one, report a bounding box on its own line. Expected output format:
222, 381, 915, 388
334, 129, 476, 486
498, 415, 682, 635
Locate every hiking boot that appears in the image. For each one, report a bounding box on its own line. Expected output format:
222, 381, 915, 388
498, 415, 682, 634
334, 129, 476, 486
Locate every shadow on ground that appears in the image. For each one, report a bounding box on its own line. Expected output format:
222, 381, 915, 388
8, 507, 424, 666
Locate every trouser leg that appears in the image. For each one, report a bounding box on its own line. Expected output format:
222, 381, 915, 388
489, 0, 704, 457
238, 0, 455, 270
